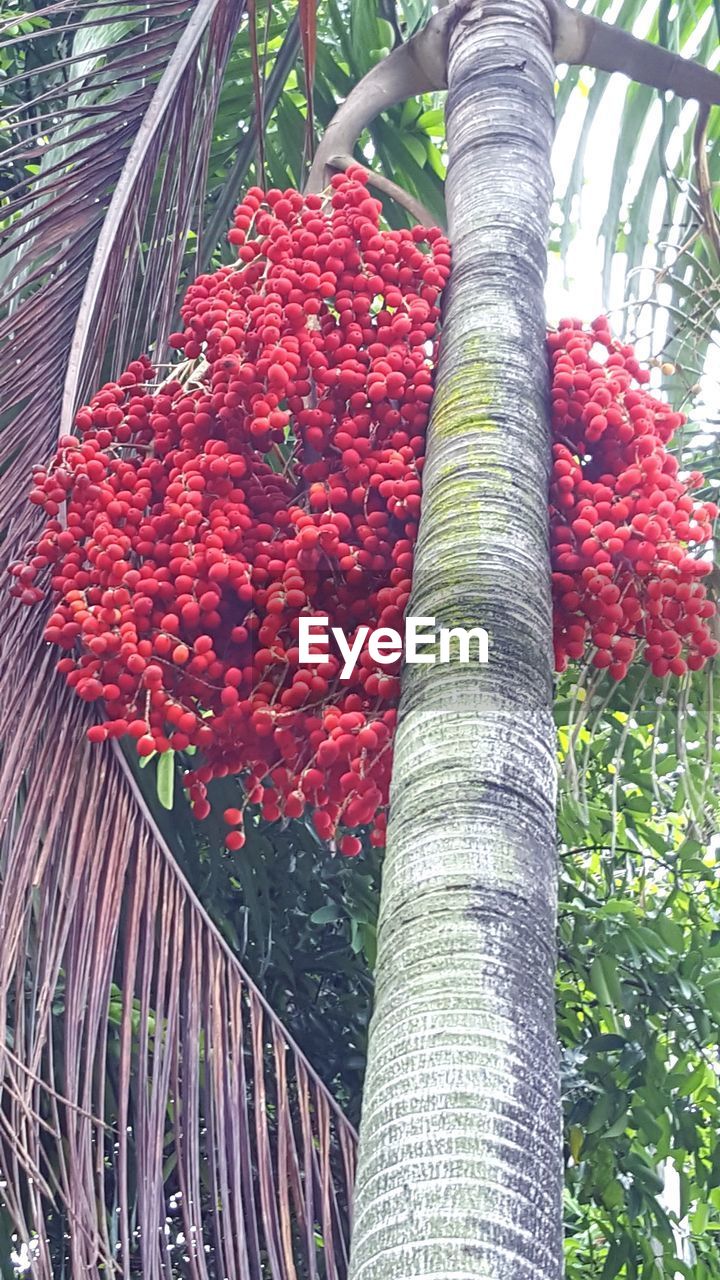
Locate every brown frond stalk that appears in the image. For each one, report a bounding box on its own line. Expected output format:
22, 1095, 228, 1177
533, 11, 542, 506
550, 0, 720, 103
693, 105, 720, 262
306, 2, 463, 193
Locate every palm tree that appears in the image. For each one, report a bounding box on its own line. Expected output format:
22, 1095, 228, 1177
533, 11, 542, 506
318, 3, 563, 1275
0, 0, 718, 1275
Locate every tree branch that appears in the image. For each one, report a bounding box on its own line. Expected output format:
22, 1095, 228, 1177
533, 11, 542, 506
550, 0, 720, 104
693, 104, 720, 260
306, 1, 469, 193
307, 0, 720, 227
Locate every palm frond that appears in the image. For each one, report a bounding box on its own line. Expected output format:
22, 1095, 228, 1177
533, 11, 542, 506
0, 610, 356, 1277
554, 0, 720, 369
0, 4, 358, 1272
0, 0, 241, 568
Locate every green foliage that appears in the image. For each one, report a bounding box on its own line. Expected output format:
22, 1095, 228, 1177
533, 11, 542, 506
553, 0, 720, 376
136, 749, 377, 1125
558, 668, 720, 1278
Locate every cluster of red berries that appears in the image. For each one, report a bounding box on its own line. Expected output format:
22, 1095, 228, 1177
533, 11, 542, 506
11, 175, 717, 854
550, 316, 718, 680
11, 169, 449, 853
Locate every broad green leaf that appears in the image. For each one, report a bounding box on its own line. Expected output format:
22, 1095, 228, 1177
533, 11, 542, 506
156, 750, 175, 811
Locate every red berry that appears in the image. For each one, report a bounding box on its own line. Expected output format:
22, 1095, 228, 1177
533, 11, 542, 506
15, 185, 713, 860
339, 834, 362, 857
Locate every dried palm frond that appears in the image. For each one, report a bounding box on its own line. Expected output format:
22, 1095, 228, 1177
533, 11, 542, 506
0, 610, 357, 1278
0, 3, 357, 1272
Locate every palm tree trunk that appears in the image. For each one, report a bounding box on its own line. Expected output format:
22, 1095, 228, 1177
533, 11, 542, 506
347, 2, 562, 1277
